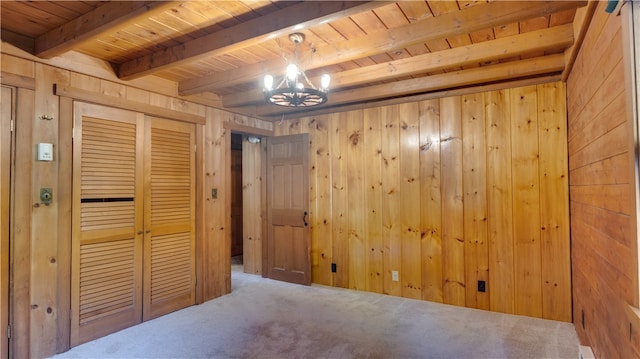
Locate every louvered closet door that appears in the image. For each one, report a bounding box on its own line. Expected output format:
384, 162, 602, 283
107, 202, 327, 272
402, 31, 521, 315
71, 103, 144, 346
143, 116, 196, 321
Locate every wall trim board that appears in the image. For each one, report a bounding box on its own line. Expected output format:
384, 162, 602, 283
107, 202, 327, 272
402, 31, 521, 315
223, 121, 273, 137
0, 71, 34, 90
53, 84, 206, 125
623, 0, 640, 309
55, 96, 73, 354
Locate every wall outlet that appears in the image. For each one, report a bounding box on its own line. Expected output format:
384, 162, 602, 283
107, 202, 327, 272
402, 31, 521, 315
477, 280, 486, 292
391, 270, 399, 282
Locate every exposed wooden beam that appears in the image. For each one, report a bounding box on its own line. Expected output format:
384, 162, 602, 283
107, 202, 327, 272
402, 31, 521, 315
253, 53, 566, 117
117, 1, 388, 80
223, 23, 574, 108
1, 29, 34, 55
35, 1, 178, 59
180, 0, 586, 96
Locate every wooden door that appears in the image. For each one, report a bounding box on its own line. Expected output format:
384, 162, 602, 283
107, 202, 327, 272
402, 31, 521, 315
142, 117, 196, 321
1, 86, 12, 359
266, 134, 310, 285
71, 103, 144, 346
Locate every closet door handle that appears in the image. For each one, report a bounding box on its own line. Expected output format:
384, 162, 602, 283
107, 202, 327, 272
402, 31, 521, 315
137, 230, 143, 235
303, 211, 308, 227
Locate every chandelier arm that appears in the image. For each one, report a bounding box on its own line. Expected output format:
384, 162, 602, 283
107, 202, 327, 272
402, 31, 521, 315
300, 70, 317, 90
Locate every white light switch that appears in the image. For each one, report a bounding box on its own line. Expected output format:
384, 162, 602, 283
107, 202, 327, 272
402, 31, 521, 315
37, 143, 53, 161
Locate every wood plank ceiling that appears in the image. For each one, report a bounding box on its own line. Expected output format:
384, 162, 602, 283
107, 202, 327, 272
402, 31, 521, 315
0, 1, 589, 121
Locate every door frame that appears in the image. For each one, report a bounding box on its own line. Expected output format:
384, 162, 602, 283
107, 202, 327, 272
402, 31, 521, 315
1, 85, 14, 359
222, 122, 272, 278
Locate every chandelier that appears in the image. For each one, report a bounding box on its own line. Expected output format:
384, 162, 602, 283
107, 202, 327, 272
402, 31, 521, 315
263, 33, 330, 107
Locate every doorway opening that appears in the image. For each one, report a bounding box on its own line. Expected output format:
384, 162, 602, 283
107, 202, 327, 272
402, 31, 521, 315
228, 130, 264, 280
230, 133, 243, 272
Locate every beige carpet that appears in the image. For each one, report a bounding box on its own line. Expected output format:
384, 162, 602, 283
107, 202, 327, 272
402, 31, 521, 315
52, 263, 579, 358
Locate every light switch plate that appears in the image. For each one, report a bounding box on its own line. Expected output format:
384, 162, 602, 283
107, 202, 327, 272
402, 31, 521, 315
37, 143, 53, 161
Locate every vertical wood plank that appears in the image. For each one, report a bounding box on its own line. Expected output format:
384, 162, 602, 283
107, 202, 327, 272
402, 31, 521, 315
537, 82, 572, 321
485, 89, 515, 314
0, 86, 12, 359
381, 105, 402, 296
243, 138, 262, 275
31, 63, 67, 358
419, 99, 443, 303
243, 137, 255, 274
440, 96, 465, 306
312, 116, 333, 286
300, 117, 317, 283
364, 108, 383, 293
330, 113, 349, 288
195, 124, 204, 304
203, 108, 230, 300
12, 87, 35, 359
56, 96, 73, 353
347, 110, 366, 291
462, 93, 489, 310
511, 85, 543, 317
399, 102, 422, 299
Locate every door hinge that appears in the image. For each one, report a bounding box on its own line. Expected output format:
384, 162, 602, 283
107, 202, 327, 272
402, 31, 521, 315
72, 127, 75, 139
194, 144, 197, 153
7, 325, 10, 339
10, 119, 14, 132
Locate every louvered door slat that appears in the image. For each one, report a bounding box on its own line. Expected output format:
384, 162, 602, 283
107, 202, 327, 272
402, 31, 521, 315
71, 103, 143, 347
143, 117, 195, 321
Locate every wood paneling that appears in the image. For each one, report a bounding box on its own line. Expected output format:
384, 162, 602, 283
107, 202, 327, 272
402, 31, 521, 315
276, 82, 571, 320
510, 85, 542, 318
567, 2, 639, 358
485, 89, 515, 314
10, 87, 35, 359
242, 138, 262, 275
201, 108, 230, 300
440, 96, 465, 307
2, 49, 271, 356
1, 86, 12, 359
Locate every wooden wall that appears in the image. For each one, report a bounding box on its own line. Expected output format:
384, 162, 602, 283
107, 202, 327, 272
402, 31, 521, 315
275, 82, 572, 321
1, 42, 270, 358
567, 2, 640, 358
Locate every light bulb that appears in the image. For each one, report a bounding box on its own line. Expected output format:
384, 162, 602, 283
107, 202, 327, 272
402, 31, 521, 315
264, 75, 273, 90
320, 74, 331, 90
286, 64, 298, 81
296, 82, 304, 90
